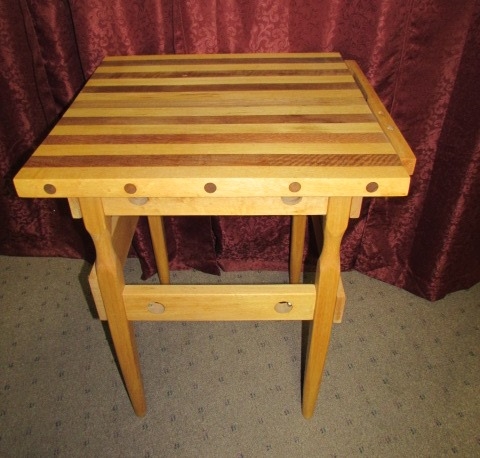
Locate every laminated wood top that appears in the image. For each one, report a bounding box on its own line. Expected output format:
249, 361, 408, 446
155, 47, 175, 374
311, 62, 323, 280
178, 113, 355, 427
15, 53, 415, 199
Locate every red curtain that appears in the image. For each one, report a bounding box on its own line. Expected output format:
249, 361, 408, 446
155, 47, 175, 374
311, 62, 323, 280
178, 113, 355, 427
1, 0, 479, 301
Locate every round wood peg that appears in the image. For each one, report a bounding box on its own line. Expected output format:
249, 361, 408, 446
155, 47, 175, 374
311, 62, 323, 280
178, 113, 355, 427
43, 184, 57, 195
124, 183, 137, 194
129, 197, 149, 206
147, 302, 166, 314
289, 182, 301, 192
281, 196, 302, 205
274, 301, 293, 314
366, 182, 379, 193
204, 182, 217, 193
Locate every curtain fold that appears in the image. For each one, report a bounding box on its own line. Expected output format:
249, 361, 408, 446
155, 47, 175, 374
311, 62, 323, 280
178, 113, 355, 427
0, 0, 92, 260
350, 1, 480, 299
1, 0, 479, 301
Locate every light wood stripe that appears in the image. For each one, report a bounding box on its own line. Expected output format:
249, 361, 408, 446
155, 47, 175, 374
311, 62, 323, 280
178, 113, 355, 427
64, 105, 372, 117
88, 76, 354, 87
34, 143, 397, 156
88, 76, 355, 86
74, 91, 366, 104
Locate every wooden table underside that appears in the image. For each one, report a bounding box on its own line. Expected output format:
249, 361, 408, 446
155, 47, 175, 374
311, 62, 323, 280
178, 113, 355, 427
14, 53, 414, 418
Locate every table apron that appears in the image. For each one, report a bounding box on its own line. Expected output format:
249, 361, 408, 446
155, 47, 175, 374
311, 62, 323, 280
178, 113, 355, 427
101, 196, 329, 216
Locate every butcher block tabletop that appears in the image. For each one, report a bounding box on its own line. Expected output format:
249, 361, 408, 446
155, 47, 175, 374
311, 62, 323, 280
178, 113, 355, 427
14, 52, 415, 200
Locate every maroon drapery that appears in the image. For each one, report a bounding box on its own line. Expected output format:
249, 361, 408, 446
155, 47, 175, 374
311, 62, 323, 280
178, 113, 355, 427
1, 0, 479, 301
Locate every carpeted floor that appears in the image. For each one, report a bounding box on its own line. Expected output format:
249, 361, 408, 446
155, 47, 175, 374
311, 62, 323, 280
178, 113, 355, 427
0, 255, 479, 457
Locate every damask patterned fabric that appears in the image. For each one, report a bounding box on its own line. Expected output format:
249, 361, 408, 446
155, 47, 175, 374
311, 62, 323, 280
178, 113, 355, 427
1, 0, 479, 300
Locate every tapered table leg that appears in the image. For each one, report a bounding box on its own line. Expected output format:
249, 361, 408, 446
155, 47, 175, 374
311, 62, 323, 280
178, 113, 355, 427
80, 198, 146, 416
148, 216, 170, 284
302, 197, 352, 418
290, 215, 307, 284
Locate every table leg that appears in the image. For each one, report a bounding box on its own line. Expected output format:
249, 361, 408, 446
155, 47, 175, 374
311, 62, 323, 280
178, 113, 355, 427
290, 215, 307, 284
80, 198, 146, 416
311, 215, 347, 324
148, 216, 170, 284
302, 197, 352, 418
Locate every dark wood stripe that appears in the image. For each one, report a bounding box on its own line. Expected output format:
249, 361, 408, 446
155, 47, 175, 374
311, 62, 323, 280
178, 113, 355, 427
26, 154, 401, 168
91, 69, 351, 79
44, 132, 386, 145
100, 56, 344, 67
59, 114, 375, 125
72, 95, 366, 109
83, 82, 358, 93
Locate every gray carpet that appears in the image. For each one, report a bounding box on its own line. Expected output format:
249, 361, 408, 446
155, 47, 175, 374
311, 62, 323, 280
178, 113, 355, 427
0, 255, 479, 457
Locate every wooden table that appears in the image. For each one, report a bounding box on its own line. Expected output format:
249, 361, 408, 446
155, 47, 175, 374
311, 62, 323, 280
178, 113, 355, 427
14, 53, 415, 418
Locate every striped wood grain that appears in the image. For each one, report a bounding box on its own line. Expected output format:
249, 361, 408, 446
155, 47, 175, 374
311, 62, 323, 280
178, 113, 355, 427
15, 53, 412, 199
